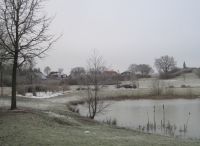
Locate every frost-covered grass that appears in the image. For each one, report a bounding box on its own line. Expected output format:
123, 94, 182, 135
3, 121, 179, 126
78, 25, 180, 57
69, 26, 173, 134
0, 109, 200, 146
139, 73, 200, 88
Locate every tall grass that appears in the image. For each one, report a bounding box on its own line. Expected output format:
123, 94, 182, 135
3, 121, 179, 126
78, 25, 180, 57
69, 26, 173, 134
102, 118, 117, 126
138, 104, 191, 137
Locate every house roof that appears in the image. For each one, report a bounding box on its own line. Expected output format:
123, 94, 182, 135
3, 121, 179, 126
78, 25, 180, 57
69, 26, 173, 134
103, 70, 118, 75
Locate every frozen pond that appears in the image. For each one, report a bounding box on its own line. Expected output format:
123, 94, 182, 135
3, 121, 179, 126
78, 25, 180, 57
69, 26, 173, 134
78, 99, 200, 139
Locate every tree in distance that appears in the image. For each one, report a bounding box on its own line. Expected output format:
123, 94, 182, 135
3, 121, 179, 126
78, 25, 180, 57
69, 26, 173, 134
155, 55, 176, 78
44, 66, 51, 76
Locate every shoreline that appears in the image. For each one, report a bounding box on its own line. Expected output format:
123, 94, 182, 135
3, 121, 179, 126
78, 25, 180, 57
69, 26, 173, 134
103, 95, 200, 101
68, 95, 200, 106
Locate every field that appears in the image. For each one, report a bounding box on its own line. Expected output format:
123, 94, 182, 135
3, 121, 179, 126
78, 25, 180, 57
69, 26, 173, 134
70, 73, 200, 99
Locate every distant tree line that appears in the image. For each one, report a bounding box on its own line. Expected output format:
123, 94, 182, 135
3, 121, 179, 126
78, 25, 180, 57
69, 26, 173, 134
67, 54, 197, 85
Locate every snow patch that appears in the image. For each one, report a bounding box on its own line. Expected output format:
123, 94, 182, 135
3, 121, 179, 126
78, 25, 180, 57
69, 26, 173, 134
19, 91, 64, 99
84, 131, 90, 134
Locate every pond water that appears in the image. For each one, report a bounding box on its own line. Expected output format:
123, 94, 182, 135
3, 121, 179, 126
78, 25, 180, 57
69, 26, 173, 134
78, 99, 200, 139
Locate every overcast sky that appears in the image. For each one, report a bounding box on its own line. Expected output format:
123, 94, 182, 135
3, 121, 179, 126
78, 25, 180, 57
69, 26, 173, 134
37, 0, 200, 74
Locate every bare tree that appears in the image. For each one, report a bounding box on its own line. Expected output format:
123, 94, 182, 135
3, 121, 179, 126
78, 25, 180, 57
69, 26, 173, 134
136, 64, 153, 77
128, 64, 137, 74
155, 55, 176, 75
128, 64, 138, 87
70, 67, 85, 85
44, 66, 51, 76
0, 0, 58, 109
70, 67, 85, 76
85, 50, 108, 119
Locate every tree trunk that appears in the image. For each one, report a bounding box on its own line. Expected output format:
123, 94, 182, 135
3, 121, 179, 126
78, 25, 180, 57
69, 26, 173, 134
11, 53, 18, 110
11, 4, 19, 110
0, 62, 3, 97
1, 66, 3, 97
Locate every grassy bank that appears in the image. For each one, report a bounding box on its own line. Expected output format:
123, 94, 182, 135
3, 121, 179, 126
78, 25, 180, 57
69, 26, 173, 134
0, 109, 200, 146
0, 92, 200, 146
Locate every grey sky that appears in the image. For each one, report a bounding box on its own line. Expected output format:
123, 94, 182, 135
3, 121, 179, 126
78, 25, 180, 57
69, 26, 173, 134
38, 0, 200, 74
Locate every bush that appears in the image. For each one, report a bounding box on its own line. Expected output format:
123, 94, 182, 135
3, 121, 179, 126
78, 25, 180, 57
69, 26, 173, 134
159, 72, 181, 79
117, 84, 137, 89
68, 79, 78, 85
159, 68, 183, 79
76, 87, 87, 91
103, 118, 117, 126
35, 85, 47, 92
17, 84, 55, 95
27, 86, 33, 93
181, 85, 190, 88
168, 85, 174, 88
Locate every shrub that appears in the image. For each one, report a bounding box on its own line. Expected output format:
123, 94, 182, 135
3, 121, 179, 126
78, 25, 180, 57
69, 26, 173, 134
168, 85, 174, 88
68, 79, 78, 85
27, 86, 33, 93
76, 87, 87, 91
181, 85, 190, 88
35, 85, 47, 92
103, 118, 117, 126
159, 68, 183, 79
118, 84, 137, 89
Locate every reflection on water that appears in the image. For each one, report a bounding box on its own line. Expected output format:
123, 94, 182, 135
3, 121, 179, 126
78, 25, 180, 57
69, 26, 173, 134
78, 99, 200, 139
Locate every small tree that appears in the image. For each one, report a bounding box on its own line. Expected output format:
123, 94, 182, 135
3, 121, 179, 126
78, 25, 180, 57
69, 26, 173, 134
85, 50, 108, 119
155, 55, 176, 78
0, 0, 58, 109
44, 66, 51, 76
